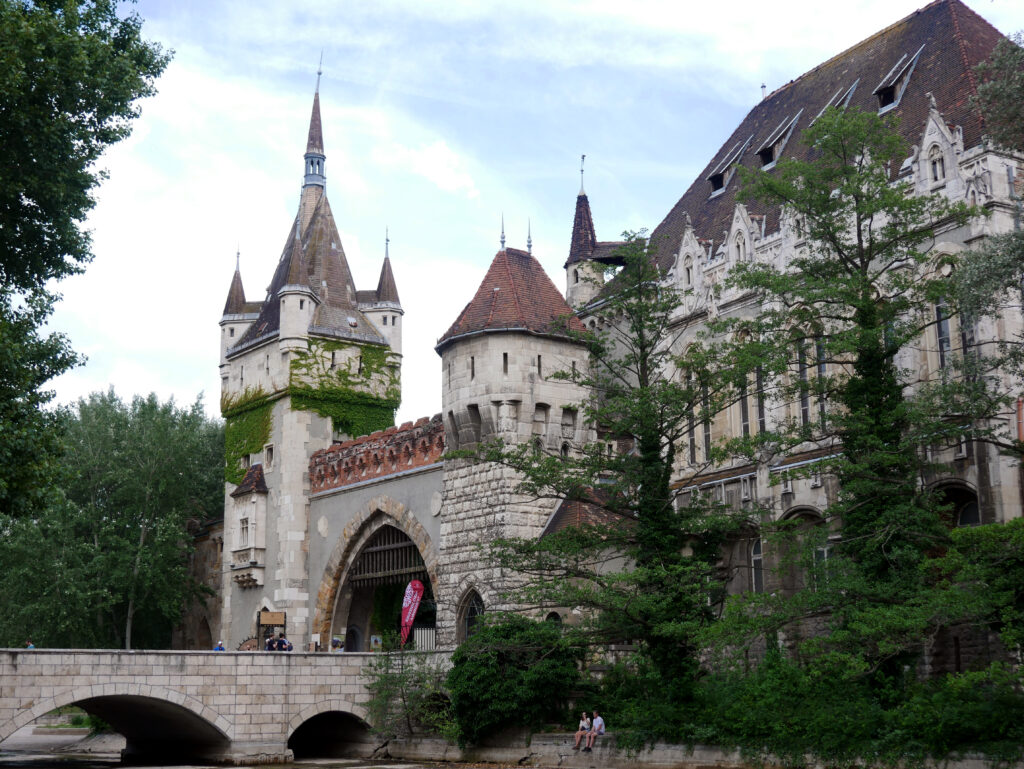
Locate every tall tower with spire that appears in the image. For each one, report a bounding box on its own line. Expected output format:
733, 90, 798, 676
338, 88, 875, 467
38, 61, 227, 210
564, 156, 624, 308
216, 80, 403, 650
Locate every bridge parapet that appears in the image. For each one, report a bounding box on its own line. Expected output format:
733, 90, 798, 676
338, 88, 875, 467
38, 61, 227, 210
0, 649, 392, 765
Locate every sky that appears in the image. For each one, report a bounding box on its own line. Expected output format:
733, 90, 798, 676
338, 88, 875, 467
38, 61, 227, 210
47, 0, 1023, 425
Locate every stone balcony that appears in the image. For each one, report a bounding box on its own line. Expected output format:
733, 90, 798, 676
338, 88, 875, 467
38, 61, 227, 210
230, 546, 265, 587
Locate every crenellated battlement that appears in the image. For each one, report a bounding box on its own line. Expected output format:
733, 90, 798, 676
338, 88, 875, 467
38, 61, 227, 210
309, 414, 445, 493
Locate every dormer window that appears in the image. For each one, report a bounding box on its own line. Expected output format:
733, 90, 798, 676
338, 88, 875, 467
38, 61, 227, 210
756, 111, 802, 169
706, 135, 753, 197
928, 145, 945, 183
873, 45, 924, 113
813, 80, 859, 124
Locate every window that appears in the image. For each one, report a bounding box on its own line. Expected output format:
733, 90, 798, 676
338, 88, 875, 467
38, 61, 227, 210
264, 444, 274, 470
957, 501, 981, 527
702, 383, 712, 460
707, 135, 753, 195
392, 315, 397, 325
961, 313, 977, 381
936, 301, 952, 369
503, 352, 508, 375
560, 407, 577, 438
756, 366, 766, 433
687, 374, 697, 465
382, 315, 387, 326
750, 538, 764, 593
756, 110, 802, 168
229, 327, 235, 338
798, 339, 810, 427
537, 355, 543, 377
873, 45, 924, 112
470, 356, 475, 380
929, 145, 945, 183
458, 591, 485, 642
545, 611, 563, 625
299, 299, 305, 310
816, 337, 827, 425
240, 518, 249, 548
813, 80, 859, 124
561, 442, 570, 459
740, 382, 750, 438
533, 404, 549, 435
265, 354, 269, 373
813, 546, 832, 590
573, 269, 579, 284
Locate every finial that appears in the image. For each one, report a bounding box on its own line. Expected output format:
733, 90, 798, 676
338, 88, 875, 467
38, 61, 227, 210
500, 214, 506, 250
527, 219, 532, 255
316, 51, 323, 93
235, 245, 240, 271
385, 226, 390, 259
580, 154, 586, 195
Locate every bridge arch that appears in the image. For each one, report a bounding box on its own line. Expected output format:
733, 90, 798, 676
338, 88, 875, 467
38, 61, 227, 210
287, 700, 376, 758
0, 682, 232, 756
312, 494, 440, 644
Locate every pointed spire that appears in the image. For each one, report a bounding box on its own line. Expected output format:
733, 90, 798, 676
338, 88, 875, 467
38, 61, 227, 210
566, 185, 597, 267
527, 219, 532, 255
500, 214, 506, 250
316, 50, 323, 94
376, 230, 400, 304
580, 154, 586, 195
223, 250, 247, 315
303, 60, 326, 190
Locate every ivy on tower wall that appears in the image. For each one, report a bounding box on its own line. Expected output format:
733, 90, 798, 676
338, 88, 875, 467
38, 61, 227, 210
289, 338, 400, 440
221, 387, 273, 485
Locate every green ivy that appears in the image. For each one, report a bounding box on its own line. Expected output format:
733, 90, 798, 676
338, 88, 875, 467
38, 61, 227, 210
289, 338, 400, 438
222, 387, 273, 485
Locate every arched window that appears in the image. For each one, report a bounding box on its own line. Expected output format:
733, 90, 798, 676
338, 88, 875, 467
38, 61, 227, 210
683, 255, 693, 286
573, 269, 579, 285
750, 538, 764, 593
458, 590, 485, 642
929, 145, 945, 183
735, 233, 746, 262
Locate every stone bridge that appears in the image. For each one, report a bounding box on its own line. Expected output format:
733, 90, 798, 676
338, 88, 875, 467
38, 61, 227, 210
0, 648, 396, 764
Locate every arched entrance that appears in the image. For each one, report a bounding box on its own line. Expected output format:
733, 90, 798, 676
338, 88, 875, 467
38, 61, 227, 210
331, 524, 436, 650
288, 711, 375, 758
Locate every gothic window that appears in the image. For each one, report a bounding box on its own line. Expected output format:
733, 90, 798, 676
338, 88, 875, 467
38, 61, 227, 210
458, 590, 485, 642
936, 301, 952, 369
735, 233, 746, 262
750, 538, 764, 593
797, 338, 810, 427
240, 518, 249, 548
573, 269, 579, 284
929, 145, 945, 183
815, 337, 827, 425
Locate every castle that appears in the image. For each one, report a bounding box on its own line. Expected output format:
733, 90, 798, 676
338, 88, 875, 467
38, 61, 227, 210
180, 0, 1024, 665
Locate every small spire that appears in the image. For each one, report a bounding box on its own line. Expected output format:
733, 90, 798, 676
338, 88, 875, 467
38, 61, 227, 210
580, 154, 586, 195
235, 244, 240, 271
500, 214, 506, 250
316, 50, 323, 93
527, 219, 532, 255
385, 226, 390, 259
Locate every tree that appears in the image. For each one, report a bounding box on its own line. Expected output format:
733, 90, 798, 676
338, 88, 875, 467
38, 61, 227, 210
0, 390, 224, 649
0, 0, 168, 518
445, 615, 583, 746
973, 32, 1024, 153
481, 234, 748, 742
708, 105, 980, 694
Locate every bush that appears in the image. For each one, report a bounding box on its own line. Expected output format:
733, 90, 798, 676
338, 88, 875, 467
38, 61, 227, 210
446, 614, 584, 746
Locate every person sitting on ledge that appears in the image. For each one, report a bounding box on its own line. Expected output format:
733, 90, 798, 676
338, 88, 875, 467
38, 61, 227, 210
572, 711, 591, 750
583, 710, 605, 752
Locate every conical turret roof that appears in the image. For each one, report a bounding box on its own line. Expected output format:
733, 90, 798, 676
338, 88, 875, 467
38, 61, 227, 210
437, 247, 586, 352
375, 254, 400, 304
306, 91, 324, 155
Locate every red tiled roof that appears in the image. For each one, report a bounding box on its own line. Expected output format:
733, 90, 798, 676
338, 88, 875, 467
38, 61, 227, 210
647, 0, 1005, 271
436, 248, 586, 351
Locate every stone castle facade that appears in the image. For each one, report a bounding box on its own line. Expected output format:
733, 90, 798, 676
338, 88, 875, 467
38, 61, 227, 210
178, 0, 1024, 667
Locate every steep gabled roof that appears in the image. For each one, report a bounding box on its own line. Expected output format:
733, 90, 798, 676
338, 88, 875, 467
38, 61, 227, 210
648, 0, 1005, 271
437, 247, 586, 351
230, 463, 268, 497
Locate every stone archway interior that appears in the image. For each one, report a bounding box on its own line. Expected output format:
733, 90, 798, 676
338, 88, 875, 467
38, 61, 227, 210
332, 524, 436, 650
288, 711, 375, 758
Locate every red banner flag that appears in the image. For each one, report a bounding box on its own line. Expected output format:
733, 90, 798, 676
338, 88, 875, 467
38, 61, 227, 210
400, 579, 424, 646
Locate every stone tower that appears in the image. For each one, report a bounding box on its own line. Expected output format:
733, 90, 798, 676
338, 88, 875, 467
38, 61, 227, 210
434, 246, 590, 646
217, 83, 402, 650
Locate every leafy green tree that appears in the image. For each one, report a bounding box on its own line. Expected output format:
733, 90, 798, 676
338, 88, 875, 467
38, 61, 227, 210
0, 0, 168, 519
481, 235, 748, 738
0, 390, 223, 649
973, 32, 1024, 152
445, 615, 583, 746
709, 105, 978, 692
